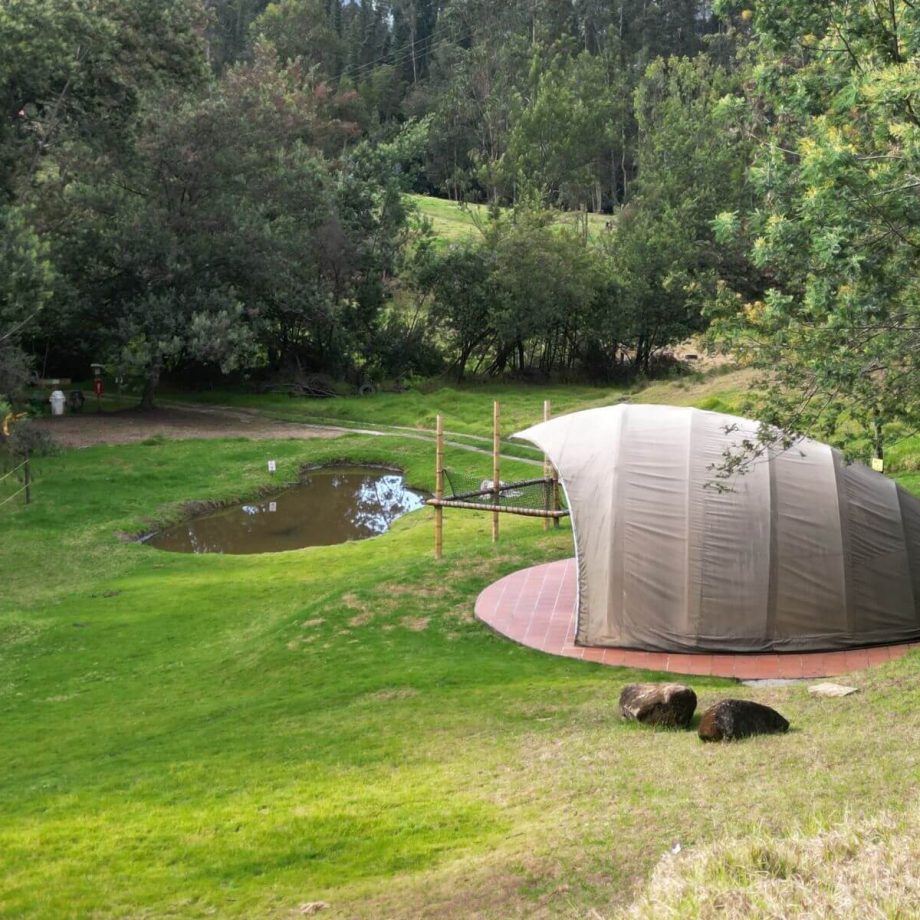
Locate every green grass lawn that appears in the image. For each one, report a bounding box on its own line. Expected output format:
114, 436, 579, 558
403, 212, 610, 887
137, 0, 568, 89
4, 378, 920, 918
408, 194, 612, 247
159, 368, 752, 441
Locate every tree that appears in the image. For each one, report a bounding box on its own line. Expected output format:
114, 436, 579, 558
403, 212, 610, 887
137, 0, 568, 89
252, 0, 345, 77
0, 0, 207, 196
482, 205, 603, 376
0, 205, 54, 397
426, 243, 494, 379
709, 0, 920, 460
46, 45, 404, 406
605, 55, 752, 373
502, 51, 630, 211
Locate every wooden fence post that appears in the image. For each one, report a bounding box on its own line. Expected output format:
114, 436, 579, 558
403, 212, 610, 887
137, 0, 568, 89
543, 400, 552, 530
492, 400, 500, 543
435, 414, 444, 559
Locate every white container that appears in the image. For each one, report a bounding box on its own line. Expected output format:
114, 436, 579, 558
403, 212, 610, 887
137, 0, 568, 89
49, 390, 66, 416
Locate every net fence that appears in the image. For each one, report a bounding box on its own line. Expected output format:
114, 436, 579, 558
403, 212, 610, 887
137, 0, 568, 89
436, 467, 568, 517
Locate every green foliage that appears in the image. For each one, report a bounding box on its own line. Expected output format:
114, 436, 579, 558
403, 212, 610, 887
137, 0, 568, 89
602, 56, 752, 373
252, 0, 345, 76
3, 419, 57, 458
502, 51, 630, 211
0, 205, 55, 397
35, 44, 409, 405
0, 0, 206, 194
708, 0, 920, 459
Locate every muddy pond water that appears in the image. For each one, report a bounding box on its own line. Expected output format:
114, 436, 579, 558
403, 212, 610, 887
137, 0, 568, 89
146, 466, 425, 554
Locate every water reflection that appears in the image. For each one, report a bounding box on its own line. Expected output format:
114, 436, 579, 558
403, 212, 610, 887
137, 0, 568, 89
146, 466, 425, 554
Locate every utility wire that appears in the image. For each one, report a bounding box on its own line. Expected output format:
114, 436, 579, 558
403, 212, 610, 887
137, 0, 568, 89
0, 484, 27, 507
344, 30, 470, 80
0, 460, 27, 483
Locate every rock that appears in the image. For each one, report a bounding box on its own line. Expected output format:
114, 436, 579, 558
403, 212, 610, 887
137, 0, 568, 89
698, 699, 789, 742
808, 682, 859, 698
619, 682, 697, 728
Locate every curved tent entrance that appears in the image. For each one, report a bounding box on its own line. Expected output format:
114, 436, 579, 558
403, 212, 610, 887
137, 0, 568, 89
514, 404, 920, 654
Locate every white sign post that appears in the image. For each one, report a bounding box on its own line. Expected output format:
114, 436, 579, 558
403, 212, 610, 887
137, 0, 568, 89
268, 460, 277, 474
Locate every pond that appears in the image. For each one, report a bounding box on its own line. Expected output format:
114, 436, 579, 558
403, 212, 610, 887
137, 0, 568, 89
145, 466, 425, 554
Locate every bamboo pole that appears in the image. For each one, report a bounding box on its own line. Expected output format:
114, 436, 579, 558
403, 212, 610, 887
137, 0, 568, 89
435, 414, 444, 559
543, 400, 551, 531
553, 469, 561, 529
427, 498, 569, 518
492, 400, 500, 543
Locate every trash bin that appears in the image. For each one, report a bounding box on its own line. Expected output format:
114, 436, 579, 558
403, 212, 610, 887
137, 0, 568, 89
50, 390, 66, 416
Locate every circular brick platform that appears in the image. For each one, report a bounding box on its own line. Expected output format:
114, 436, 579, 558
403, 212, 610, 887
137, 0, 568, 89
475, 558, 919, 679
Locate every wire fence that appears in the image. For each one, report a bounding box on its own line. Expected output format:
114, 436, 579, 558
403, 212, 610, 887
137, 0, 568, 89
431, 465, 569, 520
0, 455, 32, 511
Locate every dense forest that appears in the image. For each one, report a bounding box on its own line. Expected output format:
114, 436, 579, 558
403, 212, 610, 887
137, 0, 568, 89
1, 0, 919, 450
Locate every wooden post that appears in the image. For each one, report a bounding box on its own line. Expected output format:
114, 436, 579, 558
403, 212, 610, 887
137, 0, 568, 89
435, 414, 444, 559
23, 449, 31, 505
492, 400, 500, 543
543, 400, 551, 531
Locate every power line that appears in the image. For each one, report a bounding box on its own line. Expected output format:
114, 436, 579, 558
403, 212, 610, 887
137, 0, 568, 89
344, 29, 470, 80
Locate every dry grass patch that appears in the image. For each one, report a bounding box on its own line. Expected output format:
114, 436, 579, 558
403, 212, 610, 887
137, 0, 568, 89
366, 687, 419, 702
387, 583, 451, 599
620, 808, 920, 919
400, 616, 430, 632
341, 592, 398, 622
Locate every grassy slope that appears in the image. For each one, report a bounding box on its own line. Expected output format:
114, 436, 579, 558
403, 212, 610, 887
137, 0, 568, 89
408, 194, 611, 247
159, 370, 752, 436
3, 378, 920, 918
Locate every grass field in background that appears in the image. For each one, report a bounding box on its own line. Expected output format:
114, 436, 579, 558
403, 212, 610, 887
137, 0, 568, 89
408, 194, 612, 247
159, 369, 750, 437
4, 374, 920, 918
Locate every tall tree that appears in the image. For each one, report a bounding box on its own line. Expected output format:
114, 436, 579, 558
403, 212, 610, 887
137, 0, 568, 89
0, 0, 207, 196
601, 55, 752, 374
44, 46, 404, 406
252, 0, 345, 77
710, 0, 920, 460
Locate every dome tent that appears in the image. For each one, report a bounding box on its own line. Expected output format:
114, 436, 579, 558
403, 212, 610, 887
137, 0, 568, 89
514, 404, 920, 653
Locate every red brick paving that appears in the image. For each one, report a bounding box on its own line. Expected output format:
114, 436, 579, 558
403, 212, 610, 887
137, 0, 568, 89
474, 559, 919, 680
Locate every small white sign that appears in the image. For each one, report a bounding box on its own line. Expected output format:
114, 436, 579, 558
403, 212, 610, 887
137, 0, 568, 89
268, 501, 277, 513
871, 457, 884, 473
267, 460, 277, 473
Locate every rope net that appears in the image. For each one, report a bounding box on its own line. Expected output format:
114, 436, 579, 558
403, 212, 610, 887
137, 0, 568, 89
437, 468, 568, 517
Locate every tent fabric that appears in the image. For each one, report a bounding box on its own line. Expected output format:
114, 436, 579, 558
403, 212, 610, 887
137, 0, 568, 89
514, 404, 920, 652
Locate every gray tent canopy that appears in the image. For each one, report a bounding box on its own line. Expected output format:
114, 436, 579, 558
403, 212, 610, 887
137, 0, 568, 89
514, 404, 920, 653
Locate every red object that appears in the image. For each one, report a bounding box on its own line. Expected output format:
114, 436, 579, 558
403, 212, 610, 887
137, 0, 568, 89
93, 378, 104, 397
474, 559, 918, 679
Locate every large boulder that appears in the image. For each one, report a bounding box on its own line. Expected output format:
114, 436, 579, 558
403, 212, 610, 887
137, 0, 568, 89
698, 699, 789, 742
619, 683, 697, 728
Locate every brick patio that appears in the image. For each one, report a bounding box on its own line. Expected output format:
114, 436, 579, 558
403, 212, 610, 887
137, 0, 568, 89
474, 558, 919, 679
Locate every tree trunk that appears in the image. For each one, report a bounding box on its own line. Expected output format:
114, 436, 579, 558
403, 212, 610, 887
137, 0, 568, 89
139, 365, 161, 410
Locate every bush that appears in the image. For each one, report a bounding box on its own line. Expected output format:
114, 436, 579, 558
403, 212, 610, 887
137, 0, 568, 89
366, 312, 444, 381
4, 420, 58, 458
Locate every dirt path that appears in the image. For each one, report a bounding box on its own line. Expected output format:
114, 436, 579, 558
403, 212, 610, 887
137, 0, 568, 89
32, 401, 546, 468
33, 405, 347, 448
